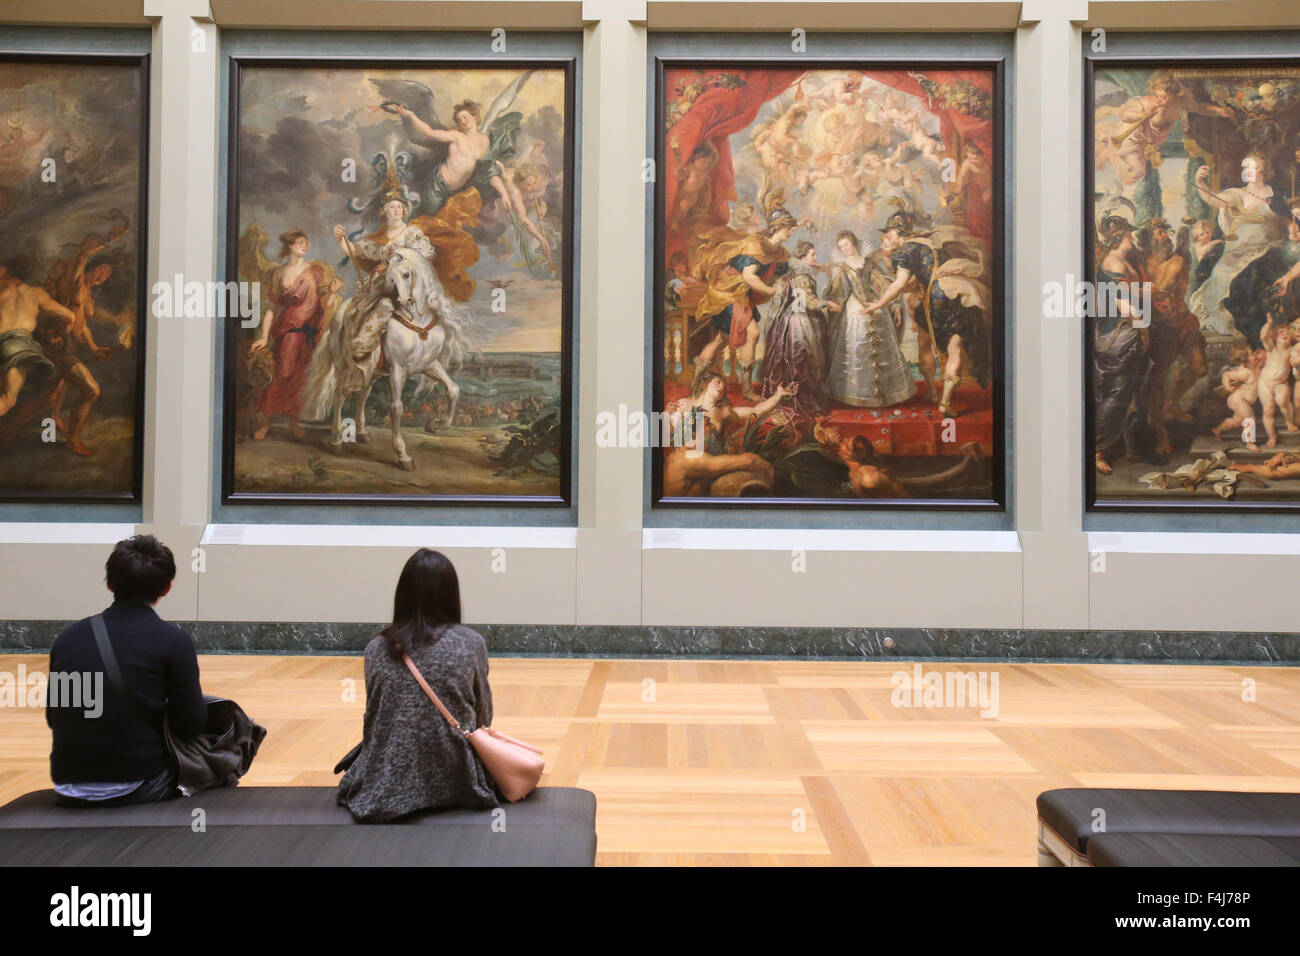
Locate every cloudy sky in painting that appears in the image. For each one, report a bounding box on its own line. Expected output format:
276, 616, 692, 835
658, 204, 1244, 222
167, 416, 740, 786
236, 66, 567, 353
0, 61, 142, 308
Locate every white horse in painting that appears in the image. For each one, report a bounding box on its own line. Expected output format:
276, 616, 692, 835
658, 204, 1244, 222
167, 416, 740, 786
302, 246, 474, 470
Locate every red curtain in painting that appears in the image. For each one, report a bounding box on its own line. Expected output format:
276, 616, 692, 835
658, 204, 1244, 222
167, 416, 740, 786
663, 68, 803, 255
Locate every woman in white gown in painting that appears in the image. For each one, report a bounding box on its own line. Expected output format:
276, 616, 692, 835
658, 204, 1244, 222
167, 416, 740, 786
1188, 154, 1287, 336
824, 230, 916, 408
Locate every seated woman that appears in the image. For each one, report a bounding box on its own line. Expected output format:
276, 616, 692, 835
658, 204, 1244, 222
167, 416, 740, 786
337, 549, 498, 821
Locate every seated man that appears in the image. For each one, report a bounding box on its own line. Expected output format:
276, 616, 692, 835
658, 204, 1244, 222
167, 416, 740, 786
46, 535, 206, 807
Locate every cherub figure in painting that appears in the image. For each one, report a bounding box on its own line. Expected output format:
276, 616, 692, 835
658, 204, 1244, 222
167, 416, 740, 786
673, 143, 720, 233
1257, 312, 1298, 447
1211, 344, 1266, 448
1229, 450, 1300, 480
944, 142, 993, 238
803, 72, 864, 111
887, 116, 946, 171
752, 104, 810, 190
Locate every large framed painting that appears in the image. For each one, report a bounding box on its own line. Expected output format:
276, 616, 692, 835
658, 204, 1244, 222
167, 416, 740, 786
0, 53, 149, 503
1086, 56, 1300, 511
223, 57, 574, 504
652, 60, 1005, 508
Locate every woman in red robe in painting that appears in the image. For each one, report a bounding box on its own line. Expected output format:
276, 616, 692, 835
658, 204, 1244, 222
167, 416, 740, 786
250, 230, 338, 441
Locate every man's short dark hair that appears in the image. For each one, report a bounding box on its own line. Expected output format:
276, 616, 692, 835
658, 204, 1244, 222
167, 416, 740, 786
105, 535, 176, 605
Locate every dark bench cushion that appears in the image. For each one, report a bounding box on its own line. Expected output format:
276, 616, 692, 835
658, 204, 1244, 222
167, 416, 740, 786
1088, 832, 1300, 867
0, 786, 595, 830
0, 823, 596, 867
1037, 788, 1300, 856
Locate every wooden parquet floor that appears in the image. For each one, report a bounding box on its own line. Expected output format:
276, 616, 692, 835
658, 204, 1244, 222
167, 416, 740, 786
3, 654, 1299, 866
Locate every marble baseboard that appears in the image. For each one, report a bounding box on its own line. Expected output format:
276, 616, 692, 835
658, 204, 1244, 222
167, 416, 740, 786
1, 619, 1297, 662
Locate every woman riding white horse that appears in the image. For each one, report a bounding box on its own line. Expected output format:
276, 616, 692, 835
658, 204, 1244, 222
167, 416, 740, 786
303, 192, 474, 470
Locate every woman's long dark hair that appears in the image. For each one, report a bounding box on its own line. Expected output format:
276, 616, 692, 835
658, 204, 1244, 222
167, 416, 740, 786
381, 549, 462, 659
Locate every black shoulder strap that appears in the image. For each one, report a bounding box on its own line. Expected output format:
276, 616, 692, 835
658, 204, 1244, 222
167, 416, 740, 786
89, 613, 151, 713
90, 614, 128, 695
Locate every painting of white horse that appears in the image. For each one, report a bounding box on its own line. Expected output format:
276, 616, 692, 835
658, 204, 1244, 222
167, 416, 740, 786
301, 247, 475, 471
225, 61, 571, 502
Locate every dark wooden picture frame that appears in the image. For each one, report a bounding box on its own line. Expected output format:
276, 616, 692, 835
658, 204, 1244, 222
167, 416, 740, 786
0, 51, 150, 504
650, 56, 1008, 510
221, 55, 576, 507
1084, 54, 1300, 513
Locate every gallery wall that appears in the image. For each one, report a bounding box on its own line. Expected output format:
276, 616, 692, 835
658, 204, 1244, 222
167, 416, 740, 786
2, 0, 1300, 642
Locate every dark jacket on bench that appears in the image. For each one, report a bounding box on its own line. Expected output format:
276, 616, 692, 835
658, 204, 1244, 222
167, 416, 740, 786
47, 600, 206, 785
167, 695, 267, 796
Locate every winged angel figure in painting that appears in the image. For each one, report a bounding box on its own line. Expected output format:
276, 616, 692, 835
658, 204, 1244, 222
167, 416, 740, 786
373, 71, 555, 272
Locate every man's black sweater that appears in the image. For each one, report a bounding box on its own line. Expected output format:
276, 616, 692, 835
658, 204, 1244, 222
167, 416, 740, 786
46, 600, 207, 784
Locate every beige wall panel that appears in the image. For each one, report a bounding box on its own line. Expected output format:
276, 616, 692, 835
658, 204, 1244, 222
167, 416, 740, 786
0, 538, 130, 621
196, 539, 577, 623
1088, 536, 1300, 633
1094, 565, 1300, 634
641, 534, 1023, 628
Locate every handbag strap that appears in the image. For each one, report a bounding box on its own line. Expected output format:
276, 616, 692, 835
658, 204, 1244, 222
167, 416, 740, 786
402, 653, 468, 737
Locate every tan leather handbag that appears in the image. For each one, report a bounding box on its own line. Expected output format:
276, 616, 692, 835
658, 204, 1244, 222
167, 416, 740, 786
403, 653, 544, 803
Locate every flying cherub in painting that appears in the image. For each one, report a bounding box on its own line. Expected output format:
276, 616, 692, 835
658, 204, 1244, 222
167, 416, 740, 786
859, 149, 917, 194
886, 116, 946, 171
374, 71, 555, 272
869, 91, 923, 128
752, 104, 811, 190
802, 71, 865, 111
